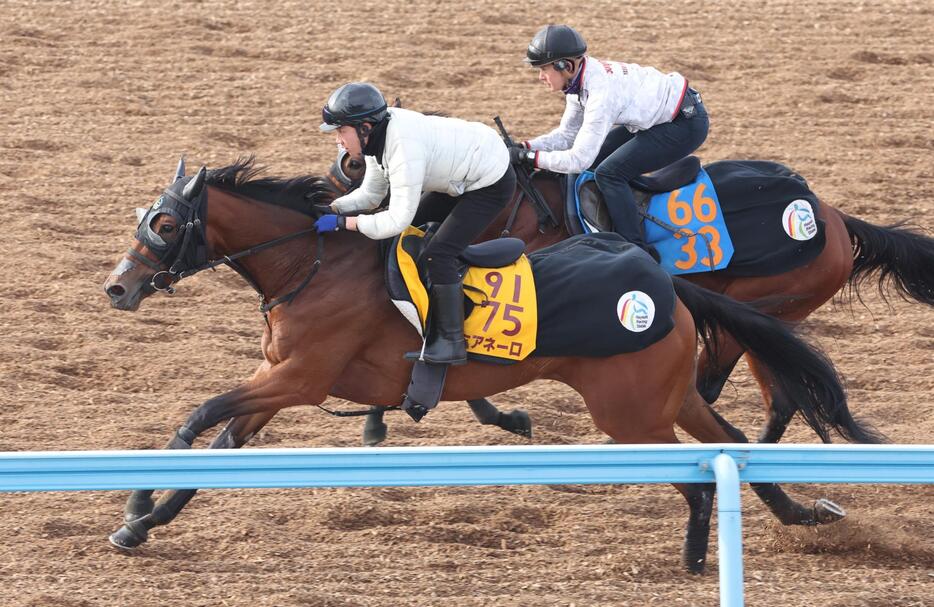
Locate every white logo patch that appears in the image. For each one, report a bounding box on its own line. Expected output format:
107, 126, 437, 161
781, 199, 818, 241
616, 290, 655, 333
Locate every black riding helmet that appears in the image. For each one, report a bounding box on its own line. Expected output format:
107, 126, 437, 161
525, 24, 587, 67
320, 82, 389, 132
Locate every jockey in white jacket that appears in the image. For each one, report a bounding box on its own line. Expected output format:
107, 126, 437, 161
511, 24, 709, 255
316, 82, 515, 365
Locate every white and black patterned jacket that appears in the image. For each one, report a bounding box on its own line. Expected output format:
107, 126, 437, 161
528, 57, 688, 174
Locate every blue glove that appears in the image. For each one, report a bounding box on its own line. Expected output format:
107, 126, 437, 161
314, 214, 345, 233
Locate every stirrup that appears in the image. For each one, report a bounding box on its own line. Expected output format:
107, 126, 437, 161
404, 342, 467, 365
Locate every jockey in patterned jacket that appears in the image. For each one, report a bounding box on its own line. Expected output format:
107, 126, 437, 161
316, 82, 516, 365
511, 24, 709, 255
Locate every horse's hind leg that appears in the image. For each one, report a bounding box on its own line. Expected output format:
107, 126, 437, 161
362, 406, 388, 446
695, 332, 744, 404
677, 390, 845, 526
360, 399, 531, 446
744, 352, 819, 444
468, 398, 532, 438
556, 329, 715, 573
755, 387, 796, 444
110, 410, 279, 549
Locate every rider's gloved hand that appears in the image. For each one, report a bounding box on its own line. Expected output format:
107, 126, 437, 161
314, 214, 346, 233
508, 144, 536, 169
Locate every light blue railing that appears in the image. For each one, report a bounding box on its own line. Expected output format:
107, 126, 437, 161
1, 444, 932, 606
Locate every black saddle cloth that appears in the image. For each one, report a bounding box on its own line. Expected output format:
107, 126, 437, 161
529, 233, 676, 357
705, 160, 826, 277
385, 230, 677, 359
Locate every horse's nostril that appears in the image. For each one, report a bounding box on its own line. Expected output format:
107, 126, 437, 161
107, 284, 126, 298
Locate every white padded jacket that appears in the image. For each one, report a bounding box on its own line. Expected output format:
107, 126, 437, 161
331, 107, 510, 240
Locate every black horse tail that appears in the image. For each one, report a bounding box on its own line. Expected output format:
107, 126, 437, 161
843, 213, 934, 307
672, 278, 884, 444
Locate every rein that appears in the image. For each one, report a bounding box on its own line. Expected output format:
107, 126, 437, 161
179, 226, 326, 319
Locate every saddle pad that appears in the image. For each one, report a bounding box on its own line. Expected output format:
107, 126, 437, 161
386, 226, 538, 363
528, 233, 676, 357
643, 168, 734, 274
576, 169, 735, 275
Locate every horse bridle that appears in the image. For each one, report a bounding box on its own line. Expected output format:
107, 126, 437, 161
133, 168, 326, 318
131, 175, 209, 294
326, 148, 359, 194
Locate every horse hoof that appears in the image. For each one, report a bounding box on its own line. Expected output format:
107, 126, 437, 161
683, 556, 706, 575
813, 498, 846, 524
363, 421, 388, 447
502, 409, 532, 439
109, 523, 148, 550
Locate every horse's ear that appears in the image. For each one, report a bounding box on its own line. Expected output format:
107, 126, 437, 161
174, 155, 186, 182
135, 207, 147, 223
392, 97, 402, 108
182, 166, 207, 200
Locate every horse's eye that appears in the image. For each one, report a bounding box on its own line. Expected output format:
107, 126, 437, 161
159, 224, 175, 235
349, 159, 363, 170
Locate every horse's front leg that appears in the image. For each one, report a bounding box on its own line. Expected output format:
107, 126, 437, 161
122, 423, 206, 523
110, 409, 281, 549
110, 366, 315, 549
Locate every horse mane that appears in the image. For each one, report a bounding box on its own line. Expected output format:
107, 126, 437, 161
206, 156, 333, 216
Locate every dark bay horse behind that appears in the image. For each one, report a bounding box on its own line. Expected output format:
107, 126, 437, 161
323, 151, 934, 446
103, 159, 878, 575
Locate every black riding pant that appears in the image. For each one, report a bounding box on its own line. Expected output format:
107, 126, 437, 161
413, 165, 516, 285
591, 93, 709, 247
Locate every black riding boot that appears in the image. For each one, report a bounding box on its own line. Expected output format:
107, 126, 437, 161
419, 282, 467, 365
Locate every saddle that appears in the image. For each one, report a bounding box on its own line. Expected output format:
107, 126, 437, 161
386, 225, 537, 421
387, 224, 537, 364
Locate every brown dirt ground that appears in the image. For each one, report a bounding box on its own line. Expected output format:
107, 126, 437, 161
1, 1, 933, 605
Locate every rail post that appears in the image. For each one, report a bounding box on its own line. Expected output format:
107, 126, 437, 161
713, 452, 744, 607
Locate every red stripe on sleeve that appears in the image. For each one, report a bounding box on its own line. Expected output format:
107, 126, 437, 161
671, 79, 689, 120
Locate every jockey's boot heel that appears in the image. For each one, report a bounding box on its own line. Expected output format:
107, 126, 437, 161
416, 282, 467, 365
